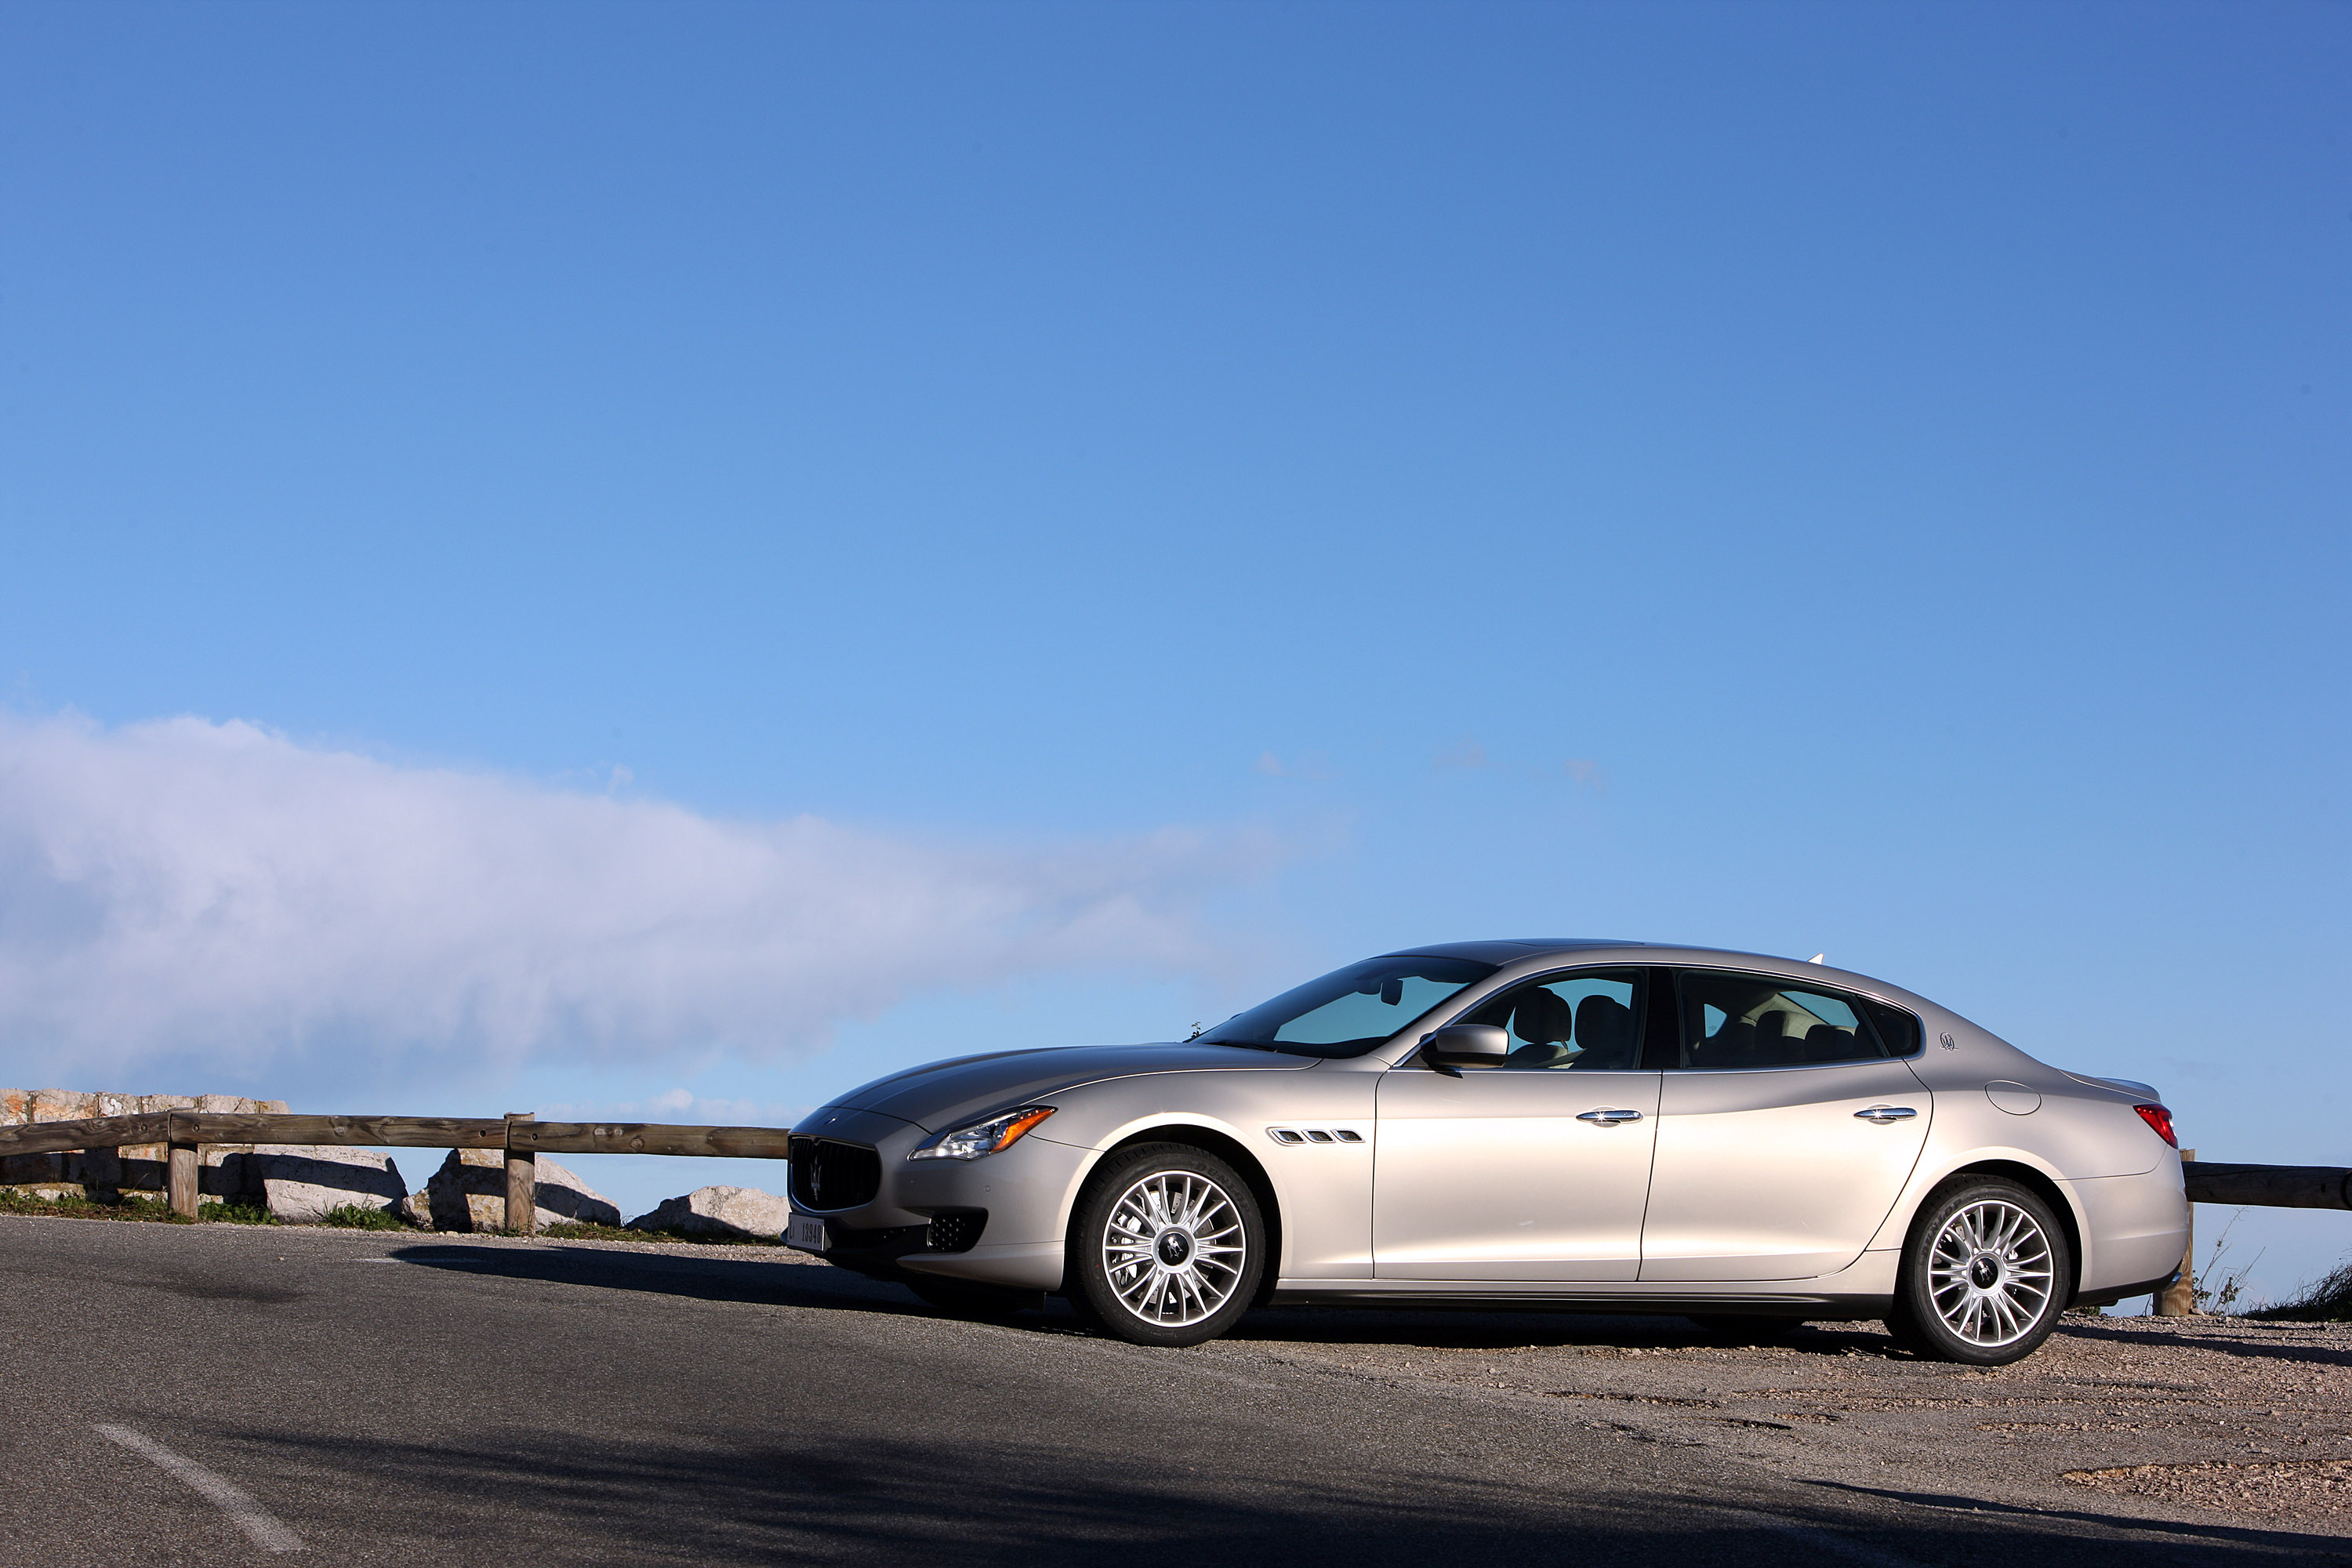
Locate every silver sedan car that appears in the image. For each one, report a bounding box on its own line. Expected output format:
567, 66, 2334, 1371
784, 941, 2188, 1365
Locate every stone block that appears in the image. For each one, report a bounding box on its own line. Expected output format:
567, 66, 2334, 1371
30, 1090, 94, 1122
423, 1147, 619, 1231
245, 1145, 412, 1223
626, 1185, 791, 1240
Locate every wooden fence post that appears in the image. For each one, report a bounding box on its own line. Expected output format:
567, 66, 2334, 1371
167, 1140, 200, 1220
504, 1112, 536, 1237
2157, 1146, 2197, 1316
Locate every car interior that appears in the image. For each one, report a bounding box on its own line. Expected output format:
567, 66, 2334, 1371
1679, 975, 1886, 1069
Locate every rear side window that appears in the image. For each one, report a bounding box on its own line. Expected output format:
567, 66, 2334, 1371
1857, 996, 1923, 1058
1672, 969, 1890, 1069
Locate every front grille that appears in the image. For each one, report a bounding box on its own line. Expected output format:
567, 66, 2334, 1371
789, 1137, 880, 1210
926, 1210, 987, 1254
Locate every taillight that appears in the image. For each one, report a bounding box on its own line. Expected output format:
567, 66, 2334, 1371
2133, 1104, 2176, 1148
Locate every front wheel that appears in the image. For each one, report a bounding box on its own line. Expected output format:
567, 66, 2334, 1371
1886, 1178, 2071, 1366
1064, 1143, 1265, 1348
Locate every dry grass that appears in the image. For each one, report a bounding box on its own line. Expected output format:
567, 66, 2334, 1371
0, 1189, 190, 1223
2251, 1259, 2352, 1322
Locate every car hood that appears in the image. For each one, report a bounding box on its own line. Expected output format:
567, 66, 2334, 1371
821, 1041, 1316, 1133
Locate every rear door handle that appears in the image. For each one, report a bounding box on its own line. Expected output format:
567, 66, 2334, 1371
1576, 1109, 1643, 1125
1855, 1105, 1918, 1123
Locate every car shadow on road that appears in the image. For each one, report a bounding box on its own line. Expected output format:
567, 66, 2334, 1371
388, 1243, 927, 1312
389, 1244, 1939, 1356
225, 1423, 2352, 1567
390, 1244, 1915, 1356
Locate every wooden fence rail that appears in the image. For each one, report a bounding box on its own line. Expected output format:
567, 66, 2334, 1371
4, 1115, 2343, 1253
2182, 1160, 2352, 1210
0, 1110, 799, 1232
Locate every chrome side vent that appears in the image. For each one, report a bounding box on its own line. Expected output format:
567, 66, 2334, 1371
1265, 1127, 1365, 1146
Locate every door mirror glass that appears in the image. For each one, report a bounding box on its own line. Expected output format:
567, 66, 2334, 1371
1421, 1023, 1512, 1069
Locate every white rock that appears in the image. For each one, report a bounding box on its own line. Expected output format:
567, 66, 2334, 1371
241, 1145, 412, 1223
423, 1147, 619, 1231
626, 1185, 791, 1240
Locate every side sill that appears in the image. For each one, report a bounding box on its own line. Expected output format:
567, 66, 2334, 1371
1264, 1281, 1892, 1319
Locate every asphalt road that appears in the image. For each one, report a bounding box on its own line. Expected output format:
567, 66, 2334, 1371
1, 1215, 2340, 1566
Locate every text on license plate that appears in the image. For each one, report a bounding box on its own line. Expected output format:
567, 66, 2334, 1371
786, 1213, 828, 1251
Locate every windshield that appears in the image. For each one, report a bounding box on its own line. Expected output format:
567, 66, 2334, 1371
1200, 955, 1497, 1058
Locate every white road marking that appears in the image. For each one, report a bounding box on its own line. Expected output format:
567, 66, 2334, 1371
96, 1424, 304, 1553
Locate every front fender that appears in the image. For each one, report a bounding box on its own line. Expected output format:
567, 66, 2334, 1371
1029, 1069, 1380, 1279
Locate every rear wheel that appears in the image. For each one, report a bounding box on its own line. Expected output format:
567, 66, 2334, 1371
1064, 1143, 1265, 1348
1886, 1178, 2071, 1366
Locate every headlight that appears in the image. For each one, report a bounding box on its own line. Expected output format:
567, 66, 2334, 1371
907, 1106, 1057, 1161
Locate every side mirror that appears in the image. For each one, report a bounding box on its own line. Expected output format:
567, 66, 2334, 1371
1421, 1023, 1511, 1074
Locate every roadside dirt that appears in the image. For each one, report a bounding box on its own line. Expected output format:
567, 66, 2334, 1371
1224, 1309, 2352, 1531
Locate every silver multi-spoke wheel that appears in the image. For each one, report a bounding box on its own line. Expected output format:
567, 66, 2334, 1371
1100, 1169, 1249, 1328
1925, 1197, 2056, 1348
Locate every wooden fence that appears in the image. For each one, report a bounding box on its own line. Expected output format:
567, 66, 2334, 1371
0, 1110, 794, 1233
0, 1112, 2342, 1268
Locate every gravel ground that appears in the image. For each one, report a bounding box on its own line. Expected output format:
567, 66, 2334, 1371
1215, 1305, 2352, 1530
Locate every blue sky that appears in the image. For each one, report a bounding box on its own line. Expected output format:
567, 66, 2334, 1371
2, 3, 2345, 1301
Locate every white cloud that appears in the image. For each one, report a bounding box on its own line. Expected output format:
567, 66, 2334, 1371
536, 1087, 804, 1126
1251, 750, 1333, 781
0, 713, 1280, 1084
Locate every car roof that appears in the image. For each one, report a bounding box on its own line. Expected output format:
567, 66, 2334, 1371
1385, 939, 1856, 974
1379, 940, 1936, 1014
1384, 938, 1644, 964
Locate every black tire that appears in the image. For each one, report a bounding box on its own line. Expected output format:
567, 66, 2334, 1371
904, 1276, 1043, 1321
1063, 1142, 1266, 1348
1886, 1177, 2072, 1366
1686, 1314, 1805, 1344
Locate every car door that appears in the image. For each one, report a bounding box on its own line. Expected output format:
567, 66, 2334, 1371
1374, 967, 1661, 1281
1638, 967, 1932, 1282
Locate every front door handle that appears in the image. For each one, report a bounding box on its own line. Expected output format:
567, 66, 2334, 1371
1855, 1105, 1918, 1123
1576, 1109, 1644, 1125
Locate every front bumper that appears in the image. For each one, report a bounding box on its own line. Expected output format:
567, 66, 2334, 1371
786, 1109, 1091, 1291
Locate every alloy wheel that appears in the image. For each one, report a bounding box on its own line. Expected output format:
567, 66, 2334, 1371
1925, 1197, 2056, 1348
1100, 1169, 1248, 1327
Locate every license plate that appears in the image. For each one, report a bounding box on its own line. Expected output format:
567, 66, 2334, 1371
785, 1213, 828, 1253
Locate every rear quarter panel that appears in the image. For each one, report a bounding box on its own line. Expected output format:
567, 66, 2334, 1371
1868, 1007, 2186, 1290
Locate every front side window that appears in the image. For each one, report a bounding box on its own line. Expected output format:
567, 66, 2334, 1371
1674, 969, 1889, 1069
1451, 968, 1647, 1069
1198, 955, 1497, 1058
